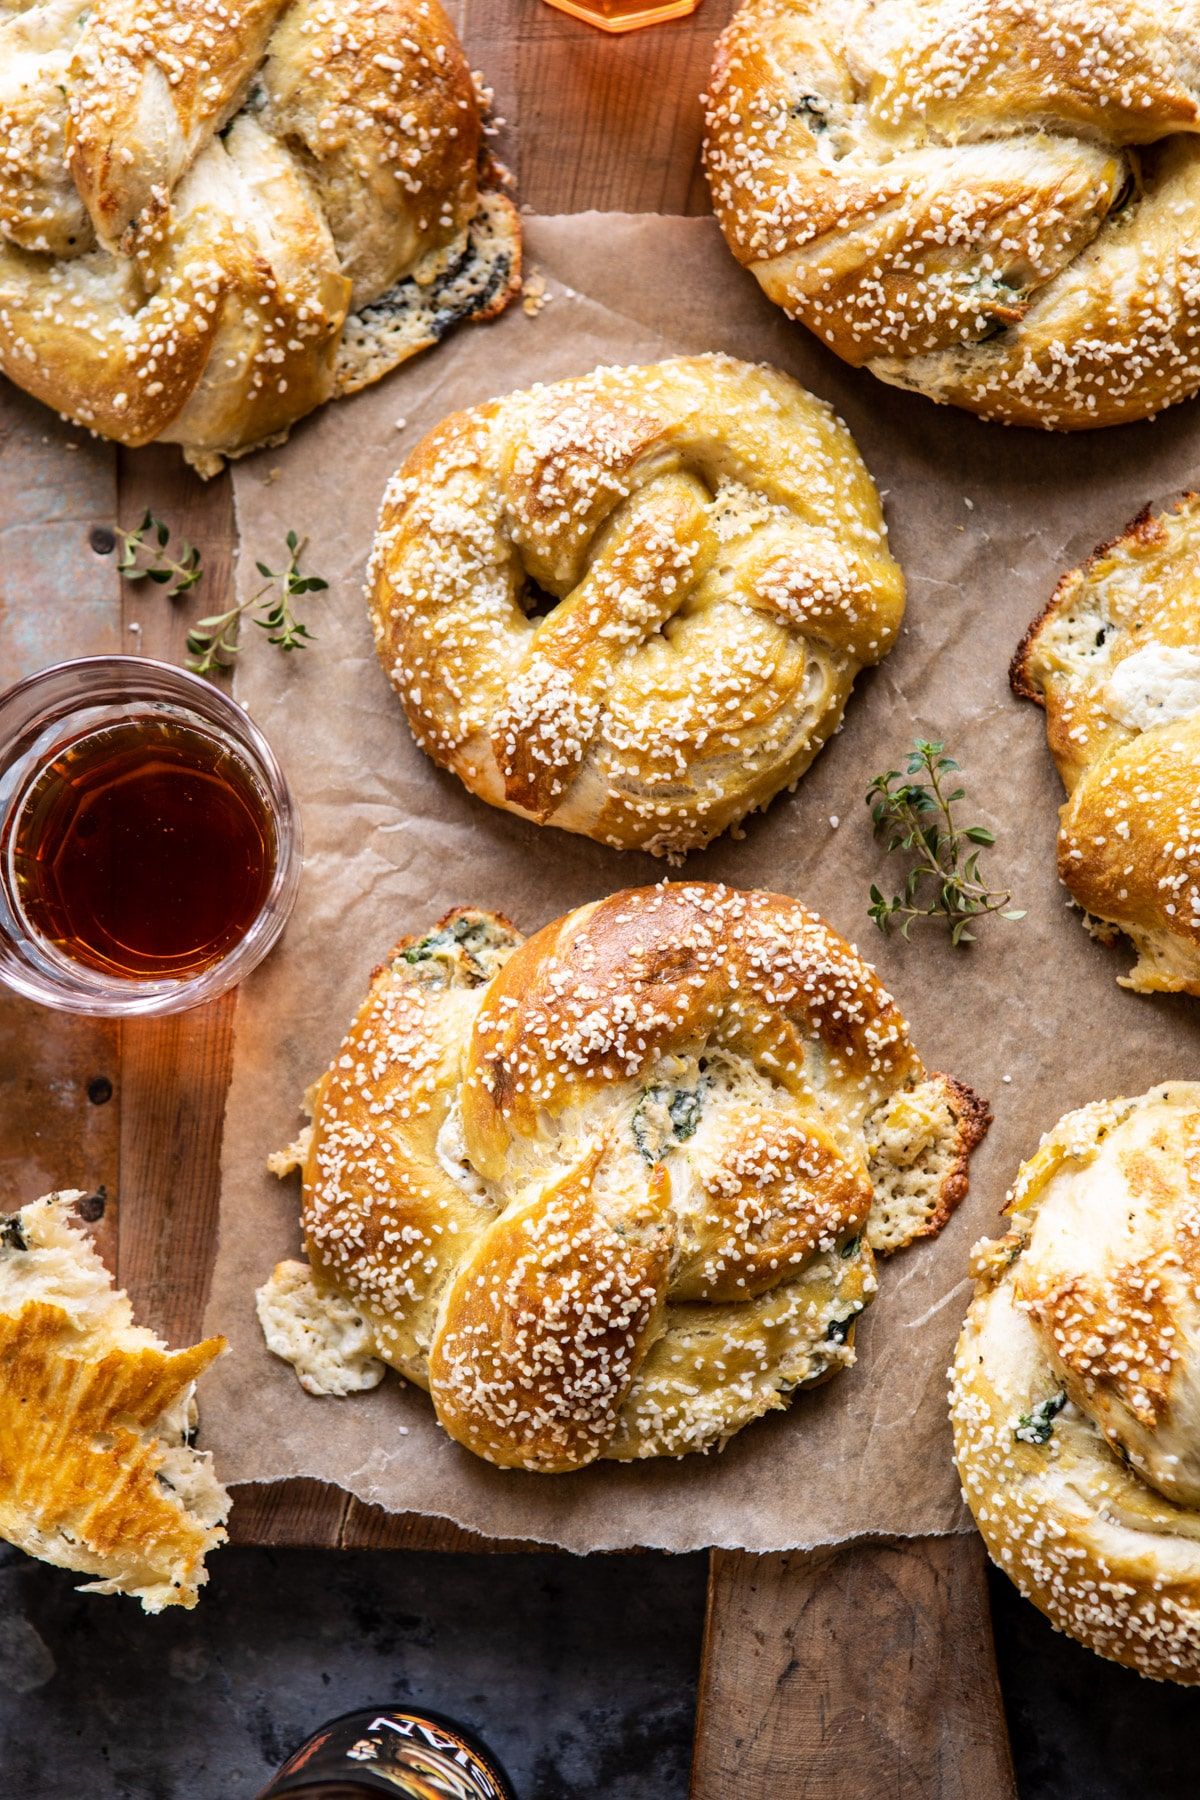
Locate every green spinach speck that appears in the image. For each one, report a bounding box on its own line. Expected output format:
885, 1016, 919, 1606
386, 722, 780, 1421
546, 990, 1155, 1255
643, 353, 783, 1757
403, 916, 501, 978
632, 1079, 707, 1164
825, 1302, 864, 1344
0, 1216, 28, 1251
1014, 1391, 1067, 1446
790, 93, 828, 133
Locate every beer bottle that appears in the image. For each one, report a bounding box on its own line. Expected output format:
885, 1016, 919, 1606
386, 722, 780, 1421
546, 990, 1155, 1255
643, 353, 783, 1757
255, 1704, 516, 1799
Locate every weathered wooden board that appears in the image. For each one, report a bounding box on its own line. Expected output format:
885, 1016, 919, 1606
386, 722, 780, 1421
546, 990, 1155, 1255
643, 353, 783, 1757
0, 2, 1018, 1794
692, 1541, 1016, 1800
0, 395, 123, 1272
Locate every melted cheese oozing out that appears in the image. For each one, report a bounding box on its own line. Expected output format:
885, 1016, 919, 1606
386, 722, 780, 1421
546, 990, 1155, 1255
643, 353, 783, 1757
1019, 1091, 1200, 1505
256, 1260, 385, 1397
1105, 644, 1200, 732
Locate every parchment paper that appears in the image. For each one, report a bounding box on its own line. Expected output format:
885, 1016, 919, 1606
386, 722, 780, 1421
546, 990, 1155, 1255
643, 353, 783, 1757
201, 214, 1200, 1552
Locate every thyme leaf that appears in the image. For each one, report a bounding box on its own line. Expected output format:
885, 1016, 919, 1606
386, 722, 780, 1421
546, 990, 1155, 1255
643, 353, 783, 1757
865, 740, 1025, 946
186, 532, 328, 676
116, 515, 328, 675
116, 510, 202, 598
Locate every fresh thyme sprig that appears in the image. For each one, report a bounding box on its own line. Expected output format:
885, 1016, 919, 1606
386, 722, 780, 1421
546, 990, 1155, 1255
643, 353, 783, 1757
186, 532, 329, 676
865, 740, 1025, 946
116, 510, 202, 598
114, 513, 329, 675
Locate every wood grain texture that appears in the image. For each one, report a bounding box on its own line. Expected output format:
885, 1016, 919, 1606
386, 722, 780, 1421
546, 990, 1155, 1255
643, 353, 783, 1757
692, 1539, 1017, 1800
0, 390, 123, 1270
467, 0, 733, 215
0, 1014, 121, 1266
230, 1479, 535, 1552
115, 994, 235, 1338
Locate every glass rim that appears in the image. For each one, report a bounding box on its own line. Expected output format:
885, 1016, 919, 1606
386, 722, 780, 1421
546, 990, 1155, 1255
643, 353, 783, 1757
0, 654, 302, 1017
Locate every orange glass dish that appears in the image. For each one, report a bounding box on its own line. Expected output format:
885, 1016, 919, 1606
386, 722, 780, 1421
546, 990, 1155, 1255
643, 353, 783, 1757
541, 0, 698, 30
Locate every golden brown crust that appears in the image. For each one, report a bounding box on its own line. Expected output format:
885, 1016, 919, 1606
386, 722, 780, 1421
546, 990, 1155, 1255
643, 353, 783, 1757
428, 1148, 672, 1472
67, 0, 288, 249
300, 907, 523, 1383
1015, 491, 1200, 992
367, 354, 905, 857
1009, 574, 1076, 708
273, 883, 987, 1471
0, 1194, 229, 1610
0, 1303, 217, 1545
0, 0, 520, 470
1057, 722, 1200, 992
460, 885, 921, 1172
705, 0, 1200, 429
951, 1086, 1200, 1681
905, 1073, 991, 1241
1010, 502, 1166, 702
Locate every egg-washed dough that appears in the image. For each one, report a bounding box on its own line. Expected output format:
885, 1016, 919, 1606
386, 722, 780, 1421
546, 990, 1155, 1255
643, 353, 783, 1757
0, 1194, 228, 1611
367, 354, 905, 857
1014, 492, 1200, 995
0, 0, 521, 473
261, 883, 987, 1473
706, 0, 1200, 429
951, 1084, 1200, 1682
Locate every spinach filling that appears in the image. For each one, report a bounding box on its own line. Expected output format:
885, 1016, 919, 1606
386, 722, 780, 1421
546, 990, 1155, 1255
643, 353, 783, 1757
1014, 1390, 1067, 1446
631, 1079, 707, 1164
0, 1215, 28, 1252
402, 915, 503, 983
824, 1298, 865, 1345
790, 93, 829, 134
778, 1292, 866, 1394
354, 231, 513, 345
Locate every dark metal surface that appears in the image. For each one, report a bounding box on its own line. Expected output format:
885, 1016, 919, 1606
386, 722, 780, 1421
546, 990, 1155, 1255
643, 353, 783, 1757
2, 1541, 1196, 1798
0, 1545, 706, 1799
988, 1566, 1199, 1800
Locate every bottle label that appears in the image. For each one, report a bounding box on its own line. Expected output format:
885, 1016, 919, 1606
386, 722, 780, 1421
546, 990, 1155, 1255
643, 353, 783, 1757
262, 1707, 513, 1799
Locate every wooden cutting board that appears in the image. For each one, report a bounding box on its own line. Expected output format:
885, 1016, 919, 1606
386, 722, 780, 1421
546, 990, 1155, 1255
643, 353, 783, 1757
0, 2, 1016, 1792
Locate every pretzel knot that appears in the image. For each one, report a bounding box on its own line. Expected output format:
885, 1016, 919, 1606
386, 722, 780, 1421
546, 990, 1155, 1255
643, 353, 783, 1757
368, 355, 905, 856
706, 0, 1200, 428
1014, 493, 1200, 994
266, 884, 986, 1472
0, 0, 520, 472
952, 1085, 1200, 1681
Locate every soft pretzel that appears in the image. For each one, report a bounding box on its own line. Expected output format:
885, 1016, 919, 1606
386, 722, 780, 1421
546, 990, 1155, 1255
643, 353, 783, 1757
0, 1193, 229, 1610
705, 0, 1200, 429
260, 883, 987, 1472
1014, 493, 1200, 994
367, 355, 905, 857
0, 0, 520, 473
951, 1084, 1200, 1682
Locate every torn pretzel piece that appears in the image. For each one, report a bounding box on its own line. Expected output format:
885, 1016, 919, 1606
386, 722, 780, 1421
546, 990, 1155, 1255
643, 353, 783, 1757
0, 1193, 229, 1611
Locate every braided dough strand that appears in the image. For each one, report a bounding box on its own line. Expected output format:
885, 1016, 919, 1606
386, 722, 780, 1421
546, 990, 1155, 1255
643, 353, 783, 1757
263, 885, 987, 1472
0, 0, 519, 469
1014, 492, 1200, 994
952, 1085, 1200, 1680
368, 355, 904, 856
706, 0, 1200, 427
